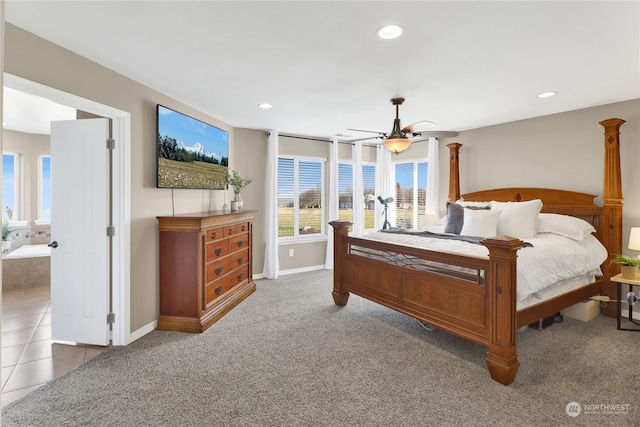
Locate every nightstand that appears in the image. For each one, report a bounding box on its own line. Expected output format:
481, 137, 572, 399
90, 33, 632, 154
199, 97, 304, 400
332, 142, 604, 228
610, 273, 640, 331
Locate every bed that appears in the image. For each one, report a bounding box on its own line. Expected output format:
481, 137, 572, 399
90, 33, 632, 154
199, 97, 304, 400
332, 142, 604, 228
329, 118, 625, 385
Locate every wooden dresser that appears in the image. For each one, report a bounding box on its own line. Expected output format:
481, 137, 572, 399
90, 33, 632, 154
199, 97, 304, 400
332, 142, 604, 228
156, 210, 256, 333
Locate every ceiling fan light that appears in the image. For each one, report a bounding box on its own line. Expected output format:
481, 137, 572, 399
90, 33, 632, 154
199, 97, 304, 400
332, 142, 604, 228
383, 136, 412, 155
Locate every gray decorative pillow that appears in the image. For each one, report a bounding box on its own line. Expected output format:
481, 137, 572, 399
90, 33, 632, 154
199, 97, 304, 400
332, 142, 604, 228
444, 202, 490, 234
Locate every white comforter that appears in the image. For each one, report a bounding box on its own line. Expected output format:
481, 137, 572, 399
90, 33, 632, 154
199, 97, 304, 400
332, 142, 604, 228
362, 230, 608, 302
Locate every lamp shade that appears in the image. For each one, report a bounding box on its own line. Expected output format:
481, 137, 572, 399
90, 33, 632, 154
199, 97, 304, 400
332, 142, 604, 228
629, 227, 640, 251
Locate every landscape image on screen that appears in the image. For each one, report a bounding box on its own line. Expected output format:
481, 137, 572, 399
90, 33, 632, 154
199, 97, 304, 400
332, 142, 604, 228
156, 104, 229, 189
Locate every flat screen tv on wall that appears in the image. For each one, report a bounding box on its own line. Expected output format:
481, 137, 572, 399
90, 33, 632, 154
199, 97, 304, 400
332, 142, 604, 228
156, 104, 229, 189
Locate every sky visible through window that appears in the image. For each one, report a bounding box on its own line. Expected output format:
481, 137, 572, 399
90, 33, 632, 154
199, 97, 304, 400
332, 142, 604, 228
42, 156, 51, 219
3, 154, 15, 219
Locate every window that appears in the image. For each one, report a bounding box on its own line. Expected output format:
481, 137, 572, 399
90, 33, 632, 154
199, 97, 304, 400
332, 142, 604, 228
40, 155, 52, 220
2, 153, 18, 220
394, 160, 428, 229
277, 157, 325, 239
362, 164, 376, 230
337, 162, 376, 231
338, 163, 353, 222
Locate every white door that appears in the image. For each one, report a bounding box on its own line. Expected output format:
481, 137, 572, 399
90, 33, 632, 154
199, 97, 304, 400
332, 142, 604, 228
50, 118, 110, 346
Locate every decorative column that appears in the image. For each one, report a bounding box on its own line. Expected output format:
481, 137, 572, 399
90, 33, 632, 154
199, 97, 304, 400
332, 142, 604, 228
447, 143, 462, 202
599, 118, 625, 317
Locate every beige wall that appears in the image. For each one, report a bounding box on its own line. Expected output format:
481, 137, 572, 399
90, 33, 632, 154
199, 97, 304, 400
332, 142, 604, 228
436, 99, 640, 251
233, 128, 267, 274
2, 129, 50, 222
5, 23, 236, 332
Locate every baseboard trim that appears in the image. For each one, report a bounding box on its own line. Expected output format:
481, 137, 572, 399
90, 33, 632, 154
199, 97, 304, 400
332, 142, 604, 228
278, 265, 326, 276
127, 319, 157, 345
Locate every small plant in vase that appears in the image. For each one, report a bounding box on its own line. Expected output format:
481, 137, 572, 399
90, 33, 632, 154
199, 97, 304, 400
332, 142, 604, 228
224, 169, 252, 211
610, 254, 640, 279
2, 206, 14, 251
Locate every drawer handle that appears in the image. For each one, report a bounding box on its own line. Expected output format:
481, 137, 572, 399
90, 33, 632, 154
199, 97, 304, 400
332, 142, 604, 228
215, 285, 222, 295
237, 256, 243, 265
228, 228, 234, 235
211, 231, 217, 239
215, 247, 222, 256
237, 273, 243, 281
237, 240, 244, 248
215, 267, 223, 276
241, 225, 246, 231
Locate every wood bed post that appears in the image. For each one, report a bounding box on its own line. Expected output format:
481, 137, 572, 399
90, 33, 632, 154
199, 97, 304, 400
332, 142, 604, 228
329, 221, 351, 306
599, 118, 625, 317
482, 236, 526, 386
447, 143, 462, 202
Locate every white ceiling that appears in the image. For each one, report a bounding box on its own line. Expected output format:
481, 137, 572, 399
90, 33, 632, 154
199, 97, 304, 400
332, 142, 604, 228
3, 87, 76, 134
4, 1, 639, 139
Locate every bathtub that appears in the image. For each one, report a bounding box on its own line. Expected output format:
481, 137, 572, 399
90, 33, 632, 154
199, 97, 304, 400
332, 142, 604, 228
2, 244, 51, 290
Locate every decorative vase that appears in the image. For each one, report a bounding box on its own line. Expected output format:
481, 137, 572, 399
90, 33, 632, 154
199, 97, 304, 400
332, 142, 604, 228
232, 193, 243, 211
621, 265, 636, 279
2, 240, 11, 252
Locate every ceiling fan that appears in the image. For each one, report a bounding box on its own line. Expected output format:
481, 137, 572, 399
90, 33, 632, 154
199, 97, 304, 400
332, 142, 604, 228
348, 97, 458, 155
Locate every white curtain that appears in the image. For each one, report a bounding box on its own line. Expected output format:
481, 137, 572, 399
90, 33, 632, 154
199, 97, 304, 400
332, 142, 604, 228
352, 141, 365, 237
262, 130, 279, 279
324, 137, 339, 269
426, 137, 440, 215
375, 145, 394, 230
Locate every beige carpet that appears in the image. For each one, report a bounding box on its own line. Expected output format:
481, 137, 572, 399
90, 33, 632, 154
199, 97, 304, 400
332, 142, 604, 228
2, 269, 638, 426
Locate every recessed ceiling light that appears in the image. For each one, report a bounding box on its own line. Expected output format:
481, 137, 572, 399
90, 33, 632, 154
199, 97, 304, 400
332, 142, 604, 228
258, 103, 272, 109
537, 91, 558, 98
376, 25, 404, 40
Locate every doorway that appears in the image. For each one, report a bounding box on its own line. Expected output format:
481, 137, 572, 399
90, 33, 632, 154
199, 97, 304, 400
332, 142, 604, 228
2, 73, 131, 346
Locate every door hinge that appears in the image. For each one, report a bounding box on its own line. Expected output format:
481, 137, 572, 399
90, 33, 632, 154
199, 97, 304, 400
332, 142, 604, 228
107, 225, 116, 237
107, 312, 115, 324
106, 138, 115, 150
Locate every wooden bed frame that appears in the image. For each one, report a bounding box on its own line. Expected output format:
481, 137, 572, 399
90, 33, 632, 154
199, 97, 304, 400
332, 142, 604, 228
330, 118, 625, 385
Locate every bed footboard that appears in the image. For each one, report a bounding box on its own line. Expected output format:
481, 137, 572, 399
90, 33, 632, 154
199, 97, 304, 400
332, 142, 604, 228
330, 220, 526, 385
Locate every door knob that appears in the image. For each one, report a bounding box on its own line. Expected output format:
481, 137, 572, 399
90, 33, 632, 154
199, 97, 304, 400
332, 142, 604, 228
48, 241, 59, 249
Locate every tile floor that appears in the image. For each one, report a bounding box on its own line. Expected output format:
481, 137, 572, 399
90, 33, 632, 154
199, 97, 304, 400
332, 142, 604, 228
1, 287, 109, 407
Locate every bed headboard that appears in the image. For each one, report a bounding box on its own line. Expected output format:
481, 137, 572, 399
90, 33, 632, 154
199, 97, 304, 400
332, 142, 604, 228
446, 118, 626, 316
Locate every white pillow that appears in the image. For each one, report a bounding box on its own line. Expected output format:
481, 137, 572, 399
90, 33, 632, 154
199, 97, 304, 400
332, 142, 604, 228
460, 209, 502, 238
490, 199, 542, 239
537, 213, 596, 240
455, 199, 491, 209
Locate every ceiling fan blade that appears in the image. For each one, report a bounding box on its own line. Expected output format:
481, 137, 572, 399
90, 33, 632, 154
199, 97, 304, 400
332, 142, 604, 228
401, 120, 437, 134
345, 135, 384, 143
347, 128, 387, 136
411, 130, 460, 138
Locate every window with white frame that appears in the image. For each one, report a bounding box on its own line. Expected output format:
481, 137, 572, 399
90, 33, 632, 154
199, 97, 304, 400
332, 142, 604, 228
362, 164, 376, 230
2, 153, 18, 220
40, 155, 52, 220
338, 163, 353, 223
277, 157, 325, 239
337, 162, 376, 231
394, 160, 428, 229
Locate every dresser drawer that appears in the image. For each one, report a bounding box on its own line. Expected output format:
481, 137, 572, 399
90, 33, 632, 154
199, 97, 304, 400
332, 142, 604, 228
229, 265, 250, 288
229, 234, 249, 252
205, 257, 230, 284
205, 276, 230, 306
225, 222, 250, 237
231, 248, 249, 269
206, 240, 229, 262
205, 227, 225, 243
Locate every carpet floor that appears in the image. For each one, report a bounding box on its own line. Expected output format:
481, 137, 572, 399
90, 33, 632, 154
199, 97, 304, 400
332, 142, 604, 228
2, 269, 638, 426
